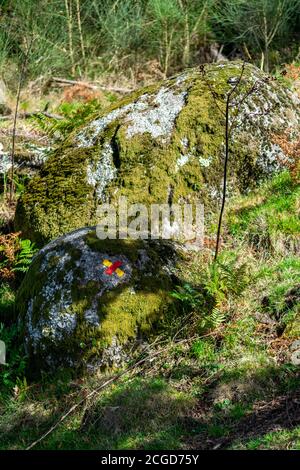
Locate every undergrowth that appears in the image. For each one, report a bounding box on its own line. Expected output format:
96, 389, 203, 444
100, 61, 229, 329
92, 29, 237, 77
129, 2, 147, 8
0, 169, 299, 450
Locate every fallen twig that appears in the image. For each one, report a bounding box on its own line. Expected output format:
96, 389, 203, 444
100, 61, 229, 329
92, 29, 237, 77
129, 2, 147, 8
51, 76, 133, 94
52, 76, 97, 89
0, 111, 63, 121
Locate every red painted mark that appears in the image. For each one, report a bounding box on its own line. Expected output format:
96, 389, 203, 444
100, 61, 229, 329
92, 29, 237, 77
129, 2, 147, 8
105, 260, 122, 275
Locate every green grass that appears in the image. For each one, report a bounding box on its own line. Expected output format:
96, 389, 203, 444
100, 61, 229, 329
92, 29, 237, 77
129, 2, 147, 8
254, 256, 300, 338
232, 427, 300, 450
227, 172, 300, 244
0, 376, 194, 450
0, 284, 15, 324
190, 338, 218, 364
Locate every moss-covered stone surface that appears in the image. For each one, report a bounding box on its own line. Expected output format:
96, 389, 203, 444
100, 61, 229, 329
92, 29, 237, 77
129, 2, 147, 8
15, 62, 300, 244
17, 227, 181, 374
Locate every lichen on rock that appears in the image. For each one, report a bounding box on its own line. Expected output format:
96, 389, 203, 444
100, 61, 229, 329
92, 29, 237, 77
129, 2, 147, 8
17, 227, 180, 374
0, 141, 51, 177
15, 61, 300, 245
87, 143, 117, 199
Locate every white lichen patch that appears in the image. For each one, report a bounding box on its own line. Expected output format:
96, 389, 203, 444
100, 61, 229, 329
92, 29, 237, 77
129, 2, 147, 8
76, 107, 126, 148
26, 251, 75, 352
25, 300, 41, 349
84, 304, 102, 326
136, 249, 150, 270
25, 144, 52, 167
231, 75, 298, 139
38, 227, 91, 257
0, 142, 51, 175
199, 156, 212, 167
224, 71, 300, 177
87, 336, 128, 371
176, 147, 212, 171
175, 73, 189, 85
87, 143, 117, 199
125, 87, 187, 139
75, 95, 149, 148
180, 137, 189, 149
256, 142, 288, 175
176, 153, 192, 170
0, 150, 11, 174
76, 86, 187, 148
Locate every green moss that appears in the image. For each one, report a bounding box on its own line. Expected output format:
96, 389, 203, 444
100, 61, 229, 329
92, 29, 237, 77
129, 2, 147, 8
82, 237, 174, 347
84, 233, 144, 261
99, 286, 170, 344
16, 255, 47, 321
284, 318, 300, 338
15, 146, 99, 244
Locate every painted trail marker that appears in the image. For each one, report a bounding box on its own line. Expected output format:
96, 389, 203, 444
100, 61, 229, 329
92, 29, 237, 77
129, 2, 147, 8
103, 259, 125, 278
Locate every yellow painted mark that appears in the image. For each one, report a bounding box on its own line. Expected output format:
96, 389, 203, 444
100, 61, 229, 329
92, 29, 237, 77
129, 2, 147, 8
103, 259, 112, 267
115, 268, 125, 277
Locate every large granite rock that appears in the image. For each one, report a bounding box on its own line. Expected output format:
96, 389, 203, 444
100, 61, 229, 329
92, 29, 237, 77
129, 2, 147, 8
15, 62, 300, 244
17, 227, 180, 374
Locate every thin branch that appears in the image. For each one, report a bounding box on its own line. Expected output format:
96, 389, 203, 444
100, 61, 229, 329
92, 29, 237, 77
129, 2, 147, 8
229, 80, 261, 135
76, 0, 86, 74
51, 76, 133, 93
214, 93, 230, 262
214, 61, 246, 261
199, 64, 226, 118
0, 111, 64, 121
268, 1, 285, 45
228, 61, 246, 98
9, 79, 22, 204
65, 0, 75, 75
9, 42, 32, 204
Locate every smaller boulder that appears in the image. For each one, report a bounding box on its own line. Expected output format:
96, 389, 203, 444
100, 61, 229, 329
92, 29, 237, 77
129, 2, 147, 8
17, 227, 181, 374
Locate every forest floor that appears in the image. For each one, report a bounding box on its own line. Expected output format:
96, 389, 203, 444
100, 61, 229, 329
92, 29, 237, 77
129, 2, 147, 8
0, 78, 299, 451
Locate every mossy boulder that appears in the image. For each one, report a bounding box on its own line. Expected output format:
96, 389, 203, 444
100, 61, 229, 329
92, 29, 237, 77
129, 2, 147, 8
16, 62, 300, 245
17, 227, 180, 374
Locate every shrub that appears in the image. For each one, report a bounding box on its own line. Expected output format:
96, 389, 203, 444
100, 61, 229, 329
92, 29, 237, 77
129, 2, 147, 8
0, 232, 37, 286
171, 253, 251, 332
